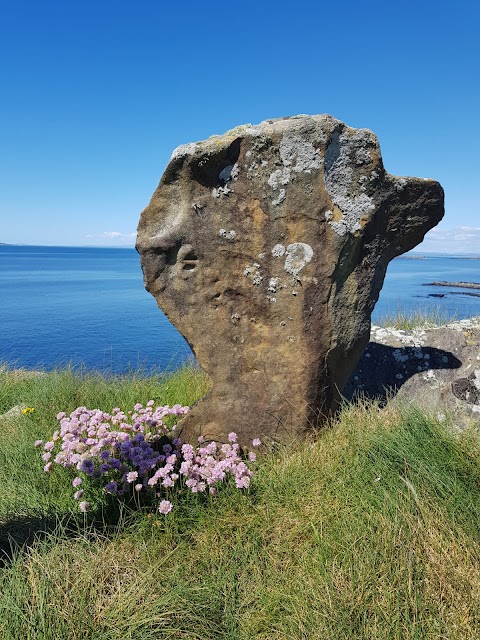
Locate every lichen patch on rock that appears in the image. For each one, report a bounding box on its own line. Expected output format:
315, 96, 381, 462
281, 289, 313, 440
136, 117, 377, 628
284, 243, 313, 276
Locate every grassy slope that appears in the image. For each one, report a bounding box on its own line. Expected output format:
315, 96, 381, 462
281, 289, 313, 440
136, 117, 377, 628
0, 367, 479, 639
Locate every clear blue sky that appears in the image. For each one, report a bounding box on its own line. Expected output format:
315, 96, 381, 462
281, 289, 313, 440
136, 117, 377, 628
1, 0, 479, 253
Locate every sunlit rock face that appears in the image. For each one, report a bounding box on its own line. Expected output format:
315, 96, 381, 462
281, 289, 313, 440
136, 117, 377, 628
136, 115, 444, 445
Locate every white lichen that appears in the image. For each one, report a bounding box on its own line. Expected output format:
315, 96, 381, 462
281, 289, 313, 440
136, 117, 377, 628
272, 244, 286, 257
268, 168, 291, 190
284, 243, 313, 276
266, 133, 322, 204
170, 142, 196, 160
219, 229, 236, 241
473, 369, 480, 391
244, 263, 263, 285
272, 189, 286, 206
324, 130, 376, 236
328, 221, 349, 236
267, 277, 281, 293
355, 147, 371, 166
212, 185, 231, 198
279, 134, 322, 173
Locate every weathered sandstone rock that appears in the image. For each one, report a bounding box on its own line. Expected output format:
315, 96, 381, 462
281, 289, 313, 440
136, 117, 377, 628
137, 115, 444, 444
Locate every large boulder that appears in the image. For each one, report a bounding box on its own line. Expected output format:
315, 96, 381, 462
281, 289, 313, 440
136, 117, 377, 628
345, 317, 480, 429
136, 115, 444, 444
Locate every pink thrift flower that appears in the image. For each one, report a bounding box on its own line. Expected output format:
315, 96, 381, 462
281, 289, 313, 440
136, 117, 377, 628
79, 501, 90, 512
34, 439, 43, 448
252, 438, 261, 447
181, 444, 194, 460
134, 483, 143, 492
42, 452, 52, 462
248, 451, 257, 462
235, 475, 251, 489
228, 432, 237, 443
72, 477, 82, 487
43, 462, 52, 473
74, 489, 84, 500
179, 461, 191, 475
44, 441, 54, 452
126, 471, 138, 483
158, 500, 172, 514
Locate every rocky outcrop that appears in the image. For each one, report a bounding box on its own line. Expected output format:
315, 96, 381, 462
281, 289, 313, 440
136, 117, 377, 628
345, 317, 480, 428
137, 115, 444, 444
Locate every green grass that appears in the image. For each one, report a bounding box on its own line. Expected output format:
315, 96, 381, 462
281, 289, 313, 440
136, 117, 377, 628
376, 306, 455, 330
0, 366, 479, 639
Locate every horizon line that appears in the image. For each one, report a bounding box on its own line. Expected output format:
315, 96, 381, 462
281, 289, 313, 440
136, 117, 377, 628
1, 243, 479, 257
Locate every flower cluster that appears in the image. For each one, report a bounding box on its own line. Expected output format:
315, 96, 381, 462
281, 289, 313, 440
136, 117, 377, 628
22, 407, 35, 415
36, 402, 260, 514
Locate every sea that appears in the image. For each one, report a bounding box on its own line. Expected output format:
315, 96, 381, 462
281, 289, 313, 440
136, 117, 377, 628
1, 245, 479, 374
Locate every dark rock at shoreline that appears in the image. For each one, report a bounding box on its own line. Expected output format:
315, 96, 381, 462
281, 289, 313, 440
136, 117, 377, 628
424, 281, 480, 289
450, 291, 480, 298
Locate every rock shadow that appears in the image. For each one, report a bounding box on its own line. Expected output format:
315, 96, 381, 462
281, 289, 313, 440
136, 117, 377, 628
0, 504, 126, 568
0, 513, 62, 567
343, 342, 462, 406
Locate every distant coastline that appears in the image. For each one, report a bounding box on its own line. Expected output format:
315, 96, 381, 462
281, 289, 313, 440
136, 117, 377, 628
424, 281, 480, 290
2, 244, 479, 259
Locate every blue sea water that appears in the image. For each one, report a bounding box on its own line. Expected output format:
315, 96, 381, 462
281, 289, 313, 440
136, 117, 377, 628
371, 255, 480, 323
0, 245, 192, 373
1, 245, 479, 373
